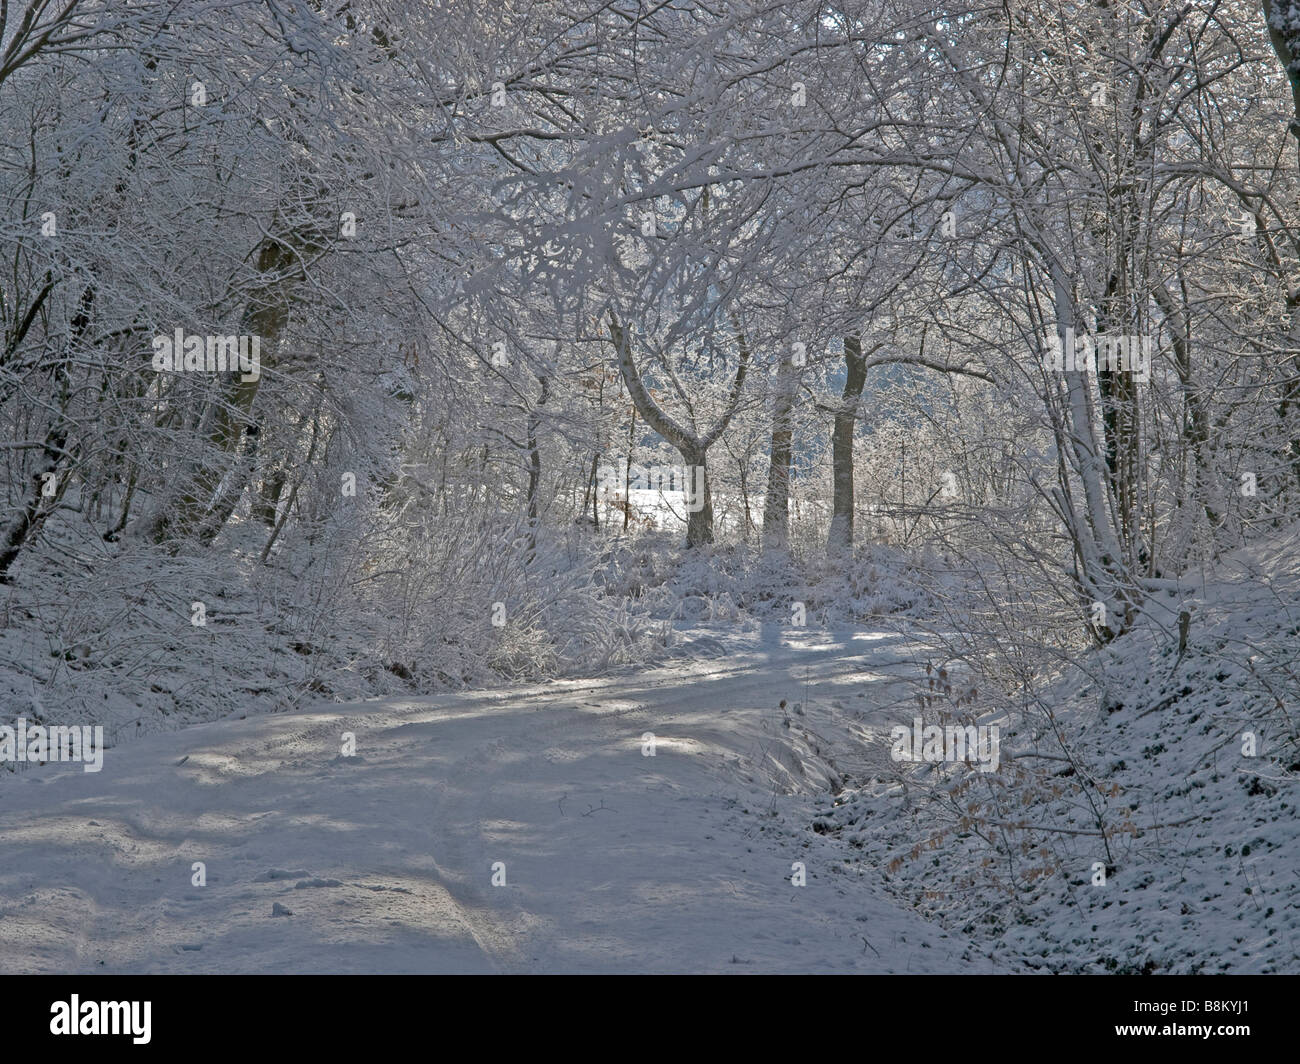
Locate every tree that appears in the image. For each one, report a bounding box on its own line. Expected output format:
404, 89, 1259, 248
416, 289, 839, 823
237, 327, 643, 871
607, 311, 750, 547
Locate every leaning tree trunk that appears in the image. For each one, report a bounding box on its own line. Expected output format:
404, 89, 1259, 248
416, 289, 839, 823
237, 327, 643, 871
142, 234, 298, 547
1049, 269, 1137, 639
826, 334, 867, 556
0, 285, 92, 582
192, 237, 297, 544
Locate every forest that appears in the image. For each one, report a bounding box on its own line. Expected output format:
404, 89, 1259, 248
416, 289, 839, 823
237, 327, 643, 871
1, 0, 1298, 976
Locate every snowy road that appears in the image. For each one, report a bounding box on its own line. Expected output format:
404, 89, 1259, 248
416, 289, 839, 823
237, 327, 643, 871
0, 628, 990, 973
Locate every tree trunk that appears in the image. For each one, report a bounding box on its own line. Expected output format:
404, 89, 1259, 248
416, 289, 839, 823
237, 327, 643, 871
762, 347, 798, 552
1265, 0, 1300, 166
0, 285, 90, 582
827, 335, 867, 556
624, 406, 636, 532
682, 443, 714, 546
1049, 270, 1136, 638
1261, 1, 1300, 487
142, 234, 298, 547
526, 376, 549, 556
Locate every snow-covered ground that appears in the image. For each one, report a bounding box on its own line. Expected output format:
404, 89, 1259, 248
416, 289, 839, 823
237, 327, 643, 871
5, 526, 1295, 975
0, 626, 998, 973
816, 529, 1300, 974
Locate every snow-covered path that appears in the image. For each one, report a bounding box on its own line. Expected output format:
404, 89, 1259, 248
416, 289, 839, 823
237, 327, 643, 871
0, 628, 990, 973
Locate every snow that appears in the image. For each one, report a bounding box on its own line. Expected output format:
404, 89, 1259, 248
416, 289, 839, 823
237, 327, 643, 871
0, 626, 994, 973
814, 527, 1300, 974
2, 0, 1299, 983
3, 528, 1297, 974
